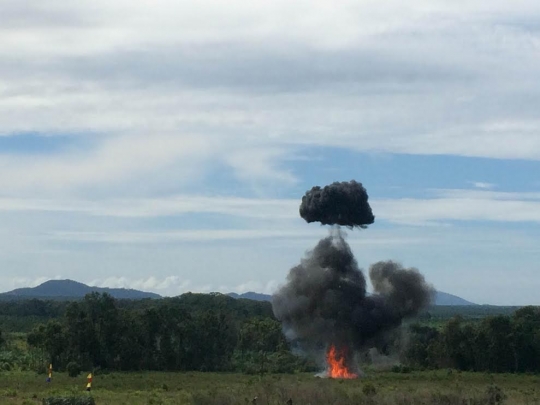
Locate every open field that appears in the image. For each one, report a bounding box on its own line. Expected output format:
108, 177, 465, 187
0, 370, 538, 405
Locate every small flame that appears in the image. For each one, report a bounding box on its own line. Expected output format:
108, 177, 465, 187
326, 344, 358, 379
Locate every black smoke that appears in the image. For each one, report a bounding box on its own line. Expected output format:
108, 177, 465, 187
299, 180, 375, 228
273, 180, 432, 371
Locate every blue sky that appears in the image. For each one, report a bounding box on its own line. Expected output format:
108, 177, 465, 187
1, 1, 540, 305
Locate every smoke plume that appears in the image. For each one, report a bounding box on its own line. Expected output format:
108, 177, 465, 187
299, 180, 375, 228
273, 180, 432, 371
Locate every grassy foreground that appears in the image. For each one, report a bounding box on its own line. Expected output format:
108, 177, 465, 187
0, 369, 539, 405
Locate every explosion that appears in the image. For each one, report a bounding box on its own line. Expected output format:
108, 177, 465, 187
326, 345, 357, 379
272, 180, 433, 378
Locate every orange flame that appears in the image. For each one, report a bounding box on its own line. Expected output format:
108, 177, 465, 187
326, 344, 358, 379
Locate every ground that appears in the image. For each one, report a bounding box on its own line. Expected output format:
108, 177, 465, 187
0, 369, 538, 405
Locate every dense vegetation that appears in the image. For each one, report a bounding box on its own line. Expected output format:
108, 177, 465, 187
0, 292, 539, 377
405, 306, 540, 373
19, 293, 306, 375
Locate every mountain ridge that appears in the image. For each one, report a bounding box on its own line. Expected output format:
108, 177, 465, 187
0, 279, 161, 300
0, 279, 477, 306
228, 290, 477, 306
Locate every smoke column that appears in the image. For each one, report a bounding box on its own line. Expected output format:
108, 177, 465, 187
272, 181, 433, 372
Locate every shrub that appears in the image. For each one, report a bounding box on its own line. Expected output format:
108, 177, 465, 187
0, 388, 17, 397
147, 394, 164, 405
92, 366, 110, 375
486, 384, 506, 405
42, 397, 95, 405
391, 364, 411, 373
362, 382, 377, 397
430, 392, 463, 405
34, 364, 46, 374
66, 362, 81, 378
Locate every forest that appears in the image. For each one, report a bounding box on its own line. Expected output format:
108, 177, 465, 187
0, 292, 538, 376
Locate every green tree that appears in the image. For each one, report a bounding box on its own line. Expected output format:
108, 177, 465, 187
238, 318, 287, 374
512, 306, 540, 372
43, 320, 67, 366
63, 293, 120, 369
27, 324, 47, 370
190, 310, 237, 371
403, 324, 439, 369
439, 316, 474, 370
27, 321, 67, 368
481, 315, 515, 373
19, 291, 296, 373
114, 310, 145, 370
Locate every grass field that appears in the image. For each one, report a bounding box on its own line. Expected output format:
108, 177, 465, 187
0, 369, 538, 405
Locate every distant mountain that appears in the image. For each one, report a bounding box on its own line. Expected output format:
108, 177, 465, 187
0, 279, 476, 305
228, 292, 272, 302
0, 279, 161, 300
228, 290, 477, 306
434, 291, 476, 306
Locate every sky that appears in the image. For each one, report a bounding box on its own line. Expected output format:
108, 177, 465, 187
1, 1, 540, 305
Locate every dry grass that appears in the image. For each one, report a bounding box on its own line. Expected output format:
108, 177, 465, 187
0, 369, 538, 404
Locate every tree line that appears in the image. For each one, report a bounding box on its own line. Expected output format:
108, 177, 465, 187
4, 292, 540, 375
404, 306, 540, 373
25, 292, 309, 374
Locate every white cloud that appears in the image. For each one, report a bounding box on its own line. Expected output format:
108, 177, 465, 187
2, 1, 540, 306
88, 276, 193, 296
431, 189, 540, 202
48, 229, 312, 244
0, 0, 540, 201
0, 195, 299, 219
374, 189, 540, 225
0, 134, 214, 194
471, 182, 495, 190
225, 147, 298, 188
1, 275, 63, 291
220, 280, 279, 295
87, 275, 276, 296
2, 222, 540, 305
6, 188, 540, 227
3, 189, 540, 230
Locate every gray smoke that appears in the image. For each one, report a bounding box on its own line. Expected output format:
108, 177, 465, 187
272, 230, 431, 359
273, 180, 432, 371
299, 180, 375, 228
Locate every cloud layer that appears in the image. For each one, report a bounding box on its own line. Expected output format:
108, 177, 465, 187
2, 1, 540, 197
1, 1, 540, 305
